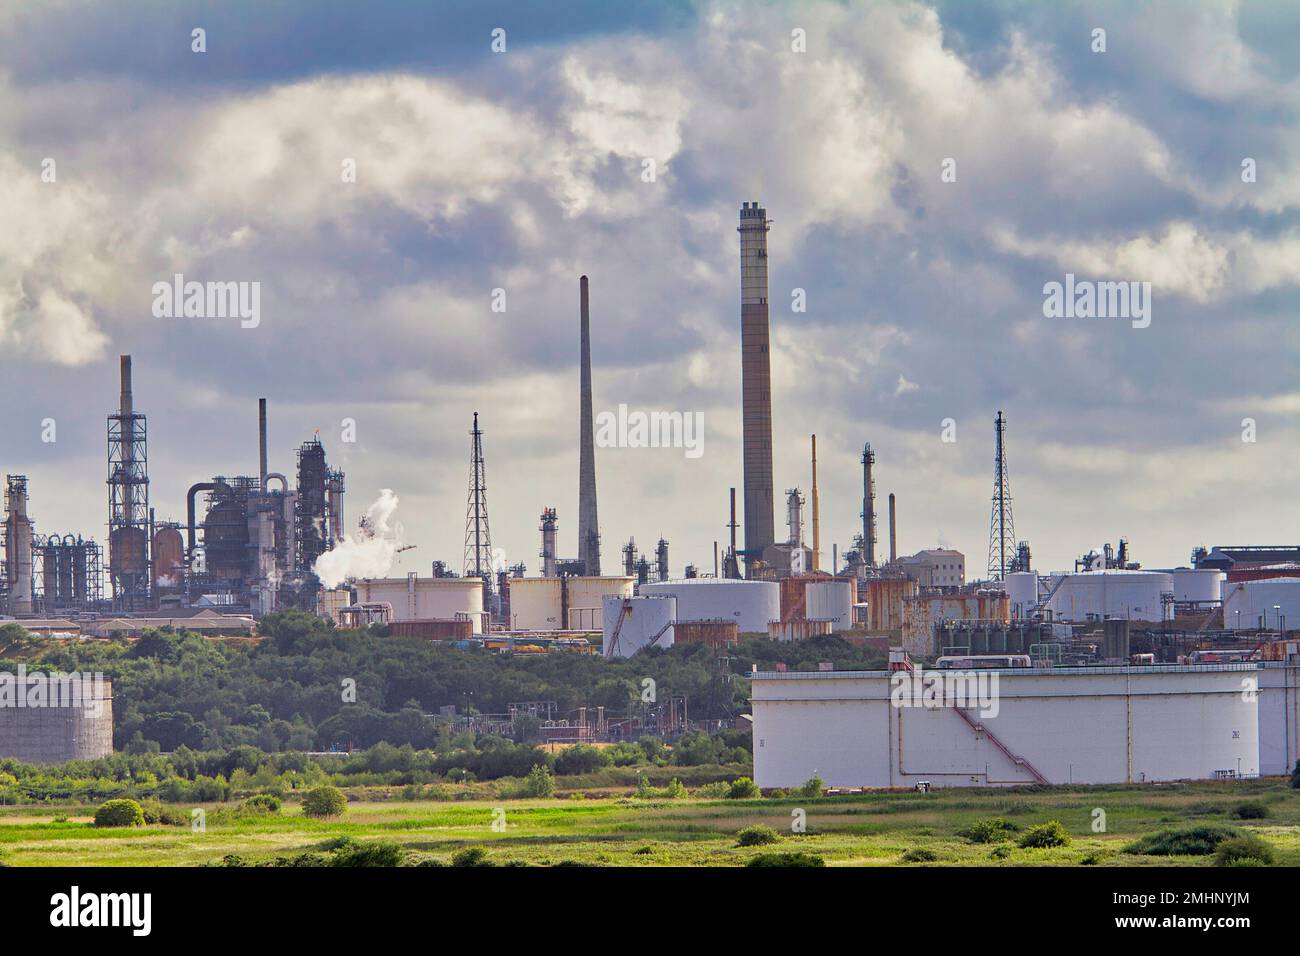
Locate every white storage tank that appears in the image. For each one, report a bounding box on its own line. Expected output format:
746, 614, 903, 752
507, 577, 564, 630
566, 576, 635, 629
1003, 572, 1039, 619
1222, 577, 1300, 631
354, 576, 485, 632
805, 580, 854, 629
602, 595, 675, 657
1170, 568, 1225, 604
1044, 570, 1174, 622
640, 579, 780, 634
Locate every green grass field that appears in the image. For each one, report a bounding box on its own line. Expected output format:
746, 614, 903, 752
2, 777, 1299, 866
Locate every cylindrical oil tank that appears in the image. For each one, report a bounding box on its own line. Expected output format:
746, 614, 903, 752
1222, 577, 1300, 630
806, 579, 854, 629
1003, 571, 1039, 619
1044, 570, 1174, 622
862, 577, 919, 631
507, 577, 564, 629
109, 525, 147, 576
152, 526, 185, 592
202, 496, 249, 580
1170, 568, 1225, 604
674, 620, 739, 648
566, 576, 635, 630
640, 579, 780, 634
602, 595, 675, 657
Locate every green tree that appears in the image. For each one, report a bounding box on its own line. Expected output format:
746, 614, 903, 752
94, 799, 145, 828
301, 785, 348, 818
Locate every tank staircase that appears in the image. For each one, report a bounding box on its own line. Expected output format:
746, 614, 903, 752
950, 704, 1049, 784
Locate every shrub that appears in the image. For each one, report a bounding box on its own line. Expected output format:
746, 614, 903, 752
726, 777, 760, 799
1123, 825, 1240, 857
1080, 850, 1110, 866
799, 776, 825, 798
694, 781, 730, 799
331, 840, 407, 867
301, 785, 347, 819
138, 799, 188, 826
1230, 801, 1269, 820
552, 744, 609, 776
239, 794, 282, 815
94, 799, 145, 828
746, 852, 825, 867
990, 844, 1013, 860
1215, 835, 1275, 867
960, 817, 1019, 844
736, 825, 781, 847
522, 764, 556, 798
1291, 758, 1300, 790
900, 847, 938, 863
451, 847, 494, 868
1018, 821, 1071, 849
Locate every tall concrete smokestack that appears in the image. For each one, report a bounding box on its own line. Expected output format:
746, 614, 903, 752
888, 493, 897, 564
258, 398, 268, 491
862, 443, 876, 567
738, 202, 775, 575
3, 476, 33, 616
577, 275, 601, 575
810, 434, 820, 572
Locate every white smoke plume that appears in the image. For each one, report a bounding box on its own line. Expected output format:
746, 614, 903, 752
313, 489, 403, 588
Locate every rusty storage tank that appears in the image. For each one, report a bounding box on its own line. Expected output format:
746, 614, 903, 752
202, 495, 249, 581
152, 526, 185, 592
674, 620, 739, 649
864, 577, 918, 631
109, 526, 147, 576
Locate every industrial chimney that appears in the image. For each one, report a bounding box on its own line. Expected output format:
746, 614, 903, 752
540, 507, 558, 578
861, 444, 876, 567
258, 398, 269, 491
888, 493, 897, 564
738, 202, 775, 575
577, 276, 601, 575
3, 476, 33, 616
810, 434, 820, 572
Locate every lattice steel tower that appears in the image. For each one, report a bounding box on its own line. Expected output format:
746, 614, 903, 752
986, 410, 1016, 580
107, 355, 150, 609
463, 412, 494, 591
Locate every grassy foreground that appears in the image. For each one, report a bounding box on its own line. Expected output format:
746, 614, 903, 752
2, 777, 1300, 866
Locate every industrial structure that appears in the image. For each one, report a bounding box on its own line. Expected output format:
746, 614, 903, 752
463, 412, 494, 596
577, 275, 602, 576
738, 201, 775, 577
0, 676, 114, 763
986, 410, 1015, 580
107, 355, 150, 610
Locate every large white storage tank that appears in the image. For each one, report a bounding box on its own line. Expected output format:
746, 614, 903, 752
805, 580, 854, 629
1222, 577, 1300, 630
1044, 570, 1174, 622
508, 577, 563, 629
354, 576, 485, 632
640, 579, 780, 634
1003, 572, 1039, 619
1170, 568, 1225, 604
566, 576, 635, 629
602, 595, 675, 657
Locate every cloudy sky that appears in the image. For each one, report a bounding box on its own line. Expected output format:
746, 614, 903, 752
2, 0, 1300, 580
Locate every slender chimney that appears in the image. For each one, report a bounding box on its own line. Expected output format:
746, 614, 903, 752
862, 443, 876, 567
810, 434, 820, 572
577, 276, 601, 575
738, 202, 775, 575
258, 398, 269, 491
888, 493, 897, 563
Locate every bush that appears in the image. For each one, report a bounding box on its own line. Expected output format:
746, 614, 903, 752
694, 781, 730, 799
900, 847, 938, 863
331, 840, 407, 867
522, 764, 555, 797
1230, 801, 1269, 820
552, 744, 609, 776
1291, 758, 1300, 790
451, 847, 494, 868
138, 799, 189, 826
960, 818, 1019, 844
1215, 835, 1275, 867
301, 785, 347, 819
94, 799, 145, 828
1123, 824, 1240, 857
798, 776, 825, 798
1018, 821, 1071, 849
736, 825, 781, 847
239, 793, 282, 815
746, 852, 825, 867
990, 844, 1013, 860
726, 777, 760, 799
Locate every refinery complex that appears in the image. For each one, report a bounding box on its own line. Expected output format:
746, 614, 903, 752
4, 202, 1300, 787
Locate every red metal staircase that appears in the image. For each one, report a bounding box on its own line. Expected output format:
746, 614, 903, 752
950, 704, 1049, 784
